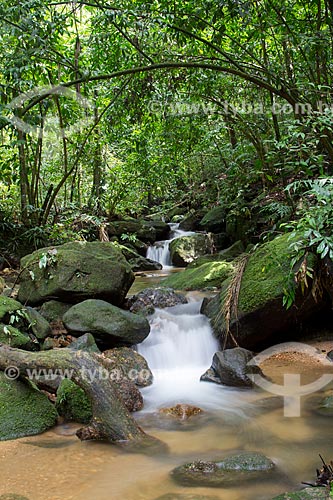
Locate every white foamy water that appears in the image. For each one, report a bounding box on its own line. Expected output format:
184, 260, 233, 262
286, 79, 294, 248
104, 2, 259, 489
146, 223, 196, 268
138, 300, 251, 414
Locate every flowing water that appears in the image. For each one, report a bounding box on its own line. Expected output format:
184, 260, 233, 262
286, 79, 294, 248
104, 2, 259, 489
1, 269, 333, 499
146, 223, 195, 268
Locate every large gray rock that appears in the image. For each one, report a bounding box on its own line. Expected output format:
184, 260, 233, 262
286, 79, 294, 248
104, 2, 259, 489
0, 372, 58, 440
171, 452, 275, 486
201, 348, 264, 387
18, 241, 134, 306
118, 245, 162, 272
107, 220, 157, 243
63, 299, 150, 349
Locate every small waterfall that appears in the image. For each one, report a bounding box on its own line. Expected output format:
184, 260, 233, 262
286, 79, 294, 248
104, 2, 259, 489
138, 300, 247, 413
146, 223, 196, 268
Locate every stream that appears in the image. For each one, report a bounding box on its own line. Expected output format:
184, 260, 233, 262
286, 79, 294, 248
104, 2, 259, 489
1, 229, 333, 499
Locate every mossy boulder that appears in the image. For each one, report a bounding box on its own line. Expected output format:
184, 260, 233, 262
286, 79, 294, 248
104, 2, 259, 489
0, 324, 36, 350
162, 260, 234, 291
39, 300, 71, 322
171, 452, 275, 487
202, 233, 323, 350
0, 297, 51, 349
271, 488, 328, 499
199, 206, 226, 233
107, 220, 157, 243
18, 241, 134, 306
102, 347, 153, 386
169, 234, 224, 267
63, 299, 150, 349
0, 372, 58, 440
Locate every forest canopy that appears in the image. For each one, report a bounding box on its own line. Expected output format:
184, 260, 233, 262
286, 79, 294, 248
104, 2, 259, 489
0, 0, 332, 241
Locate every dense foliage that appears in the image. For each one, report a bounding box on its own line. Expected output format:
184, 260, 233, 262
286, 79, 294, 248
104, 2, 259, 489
0, 0, 333, 240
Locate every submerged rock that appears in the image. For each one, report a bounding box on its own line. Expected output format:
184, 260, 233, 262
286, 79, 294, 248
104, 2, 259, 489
159, 404, 203, 420
155, 494, 220, 500
271, 488, 328, 499
0, 372, 58, 440
63, 299, 150, 349
171, 452, 275, 487
127, 287, 187, 315
201, 348, 264, 387
18, 241, 134, 306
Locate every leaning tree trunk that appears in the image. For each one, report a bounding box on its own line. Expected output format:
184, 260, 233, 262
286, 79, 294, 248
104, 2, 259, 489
0, 344, 151, 444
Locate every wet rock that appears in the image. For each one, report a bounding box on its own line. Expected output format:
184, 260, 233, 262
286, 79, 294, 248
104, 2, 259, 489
143, 220, 170, 240
159, 404, 203, 420
201, 348, 264, 387
0, 372, 58, 441
116, 379, 143, 412
127, 287, 187, 315
18, 241, 134, 306
102, 347, 153, 387
118, 244, 162, 272
63, 299, 150, 349
171, 452, 275, 487
271, 488, 328, 499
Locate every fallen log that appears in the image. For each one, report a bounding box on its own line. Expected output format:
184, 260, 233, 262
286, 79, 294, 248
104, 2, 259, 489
0, 343, 150, 444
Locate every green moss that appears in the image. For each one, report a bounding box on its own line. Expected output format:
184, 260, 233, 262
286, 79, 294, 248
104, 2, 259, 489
162, 261, 234, 290
238, 233, 295, 313
0, 372, 58, 440
0, 297, 23, 322
56, 378, 92, 423
0, 324, 35, 349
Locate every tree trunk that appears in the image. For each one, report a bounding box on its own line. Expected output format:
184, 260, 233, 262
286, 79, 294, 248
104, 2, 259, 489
0, 344, 152, 444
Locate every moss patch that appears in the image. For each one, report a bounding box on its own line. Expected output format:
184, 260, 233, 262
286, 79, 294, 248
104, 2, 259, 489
238, 233, 295, 313
0, 297, 23, 322
0, 372, 58, 440
56, 378, 92, 423
0, 324, 35, 350
162, 261, 234, 290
